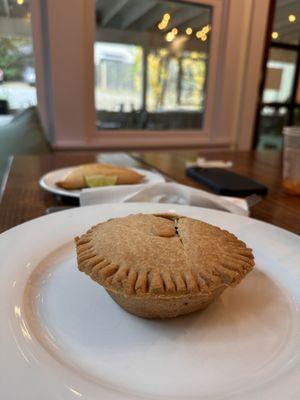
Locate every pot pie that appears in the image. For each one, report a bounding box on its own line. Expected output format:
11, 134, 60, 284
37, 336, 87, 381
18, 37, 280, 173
75, 214, 254, 318
56, 163, 143, 190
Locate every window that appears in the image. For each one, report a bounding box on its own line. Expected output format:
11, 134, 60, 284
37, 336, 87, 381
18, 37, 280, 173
0, 0, 36, 126
32, 0, 269, 150
263, 48, 297, 103
94, 0, 211, 131
254, 0, 300, 149
94, 42, 143, 129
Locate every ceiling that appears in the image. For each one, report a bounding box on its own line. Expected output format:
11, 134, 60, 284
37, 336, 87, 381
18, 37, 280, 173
0, 0, 298, 45
95, 0, 299, 46
0, 0, 30, 18
273, 0, 300, 44
95, 0, 210, 33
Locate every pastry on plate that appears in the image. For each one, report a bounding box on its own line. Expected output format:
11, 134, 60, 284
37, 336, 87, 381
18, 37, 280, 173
56, 163, 144, 190
75, 214, 254, 318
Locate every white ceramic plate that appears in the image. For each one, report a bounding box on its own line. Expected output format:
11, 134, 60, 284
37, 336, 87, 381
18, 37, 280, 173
0, 203, 300, 400
39, 167, 165, 198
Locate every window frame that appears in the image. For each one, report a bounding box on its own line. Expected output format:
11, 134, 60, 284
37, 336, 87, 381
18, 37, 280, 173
253, 38, 300, 148
31, 0, 270, 150
91, 0, 222, 146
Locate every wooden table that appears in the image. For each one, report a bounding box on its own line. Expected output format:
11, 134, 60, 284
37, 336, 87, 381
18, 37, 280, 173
0, 150, 299, 235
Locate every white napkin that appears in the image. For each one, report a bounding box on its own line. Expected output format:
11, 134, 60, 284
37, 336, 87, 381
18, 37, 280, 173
185, 157, 233, 168
80, 182, 249, 216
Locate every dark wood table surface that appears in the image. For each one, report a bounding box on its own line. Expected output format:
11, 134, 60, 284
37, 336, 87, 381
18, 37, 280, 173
0, 150, 299, 235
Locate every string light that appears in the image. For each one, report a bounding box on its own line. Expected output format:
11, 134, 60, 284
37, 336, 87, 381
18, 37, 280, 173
271, 31, 279, 39
186, 27, 193, 35
195, 24, 211, 40
165, 27, 178, 43
288, 14, 296, 22
165, 32, 174, 42
158, 13, 171, 30
16, 0, 24, 4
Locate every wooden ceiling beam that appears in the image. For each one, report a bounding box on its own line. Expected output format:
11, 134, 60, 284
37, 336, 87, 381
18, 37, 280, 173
101, 0, 129, 27
120, 0, 157, 29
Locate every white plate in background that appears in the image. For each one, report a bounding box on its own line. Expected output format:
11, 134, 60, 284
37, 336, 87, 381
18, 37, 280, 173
39, 166, 165, 198
0, 203, 300, 400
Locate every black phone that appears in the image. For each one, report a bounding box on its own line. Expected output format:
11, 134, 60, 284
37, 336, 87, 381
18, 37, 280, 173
186, 167, 268, 197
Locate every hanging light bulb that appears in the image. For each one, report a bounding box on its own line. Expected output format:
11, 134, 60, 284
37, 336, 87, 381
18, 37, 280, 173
288, 14, 296, 22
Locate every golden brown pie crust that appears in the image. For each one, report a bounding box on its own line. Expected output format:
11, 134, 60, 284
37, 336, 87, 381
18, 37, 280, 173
75, 214, 254, 318
56, 163, 144, 189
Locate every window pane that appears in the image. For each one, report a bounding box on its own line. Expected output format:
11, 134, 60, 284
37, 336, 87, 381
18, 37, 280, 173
271, 0, 300, 45
294, 108, 300, 126
0, 0, 36, 126
256, 106, 286, 149
94, 43, 142, 119
94, 0, 211, 130
263, 48, 297, 103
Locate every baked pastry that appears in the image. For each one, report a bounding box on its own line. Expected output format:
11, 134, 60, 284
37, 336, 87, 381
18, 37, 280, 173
75, 214, 254, 318
56, 163, 143, 189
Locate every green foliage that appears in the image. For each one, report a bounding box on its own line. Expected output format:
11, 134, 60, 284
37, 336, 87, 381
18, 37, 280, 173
148, 49, 170, 109
133, 47, 142, 93
147, 48, 207, 111
0, 37, 30, 81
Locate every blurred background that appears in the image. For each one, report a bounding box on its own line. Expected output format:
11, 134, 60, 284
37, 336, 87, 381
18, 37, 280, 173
0, 0, 299, 158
